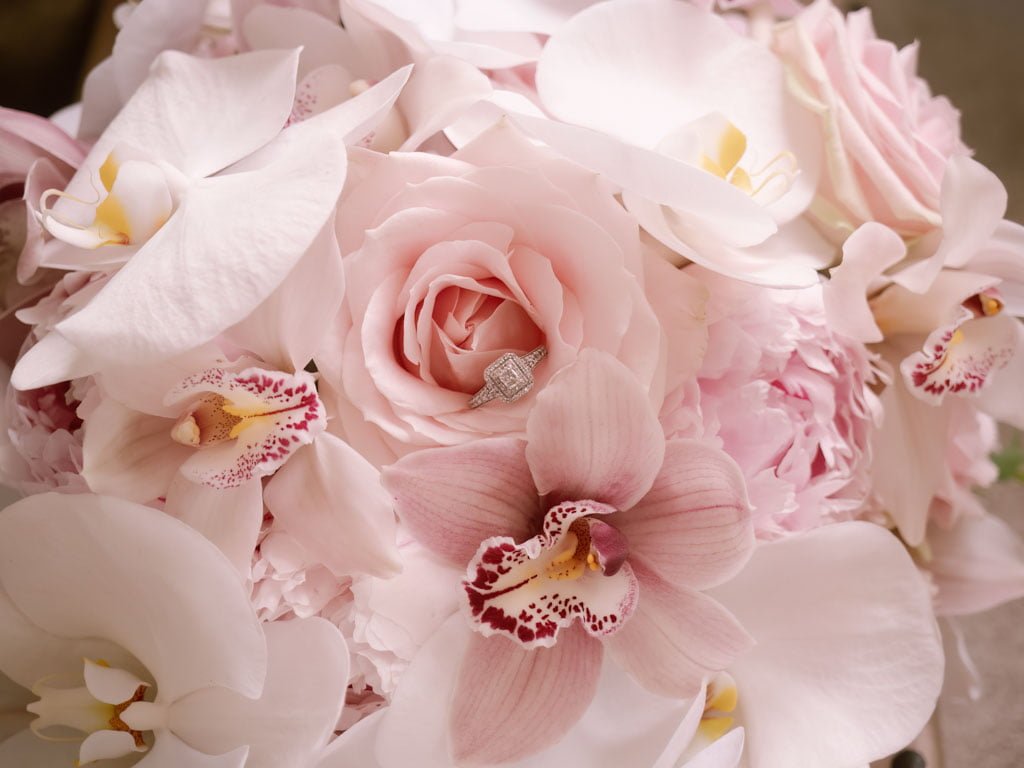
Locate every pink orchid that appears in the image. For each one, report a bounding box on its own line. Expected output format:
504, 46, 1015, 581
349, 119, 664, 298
382, 350, 754, 764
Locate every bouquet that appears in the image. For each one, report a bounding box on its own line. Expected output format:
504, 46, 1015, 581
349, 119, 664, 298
1, 1, 1022, 766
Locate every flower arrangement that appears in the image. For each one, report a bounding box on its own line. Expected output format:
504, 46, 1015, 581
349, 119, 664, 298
1, 1, 1022, 766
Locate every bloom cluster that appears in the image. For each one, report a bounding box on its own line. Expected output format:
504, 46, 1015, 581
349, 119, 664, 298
1, 1, 1023, 766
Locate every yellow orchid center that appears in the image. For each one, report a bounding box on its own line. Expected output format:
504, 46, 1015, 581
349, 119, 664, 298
698, 673, 739, 743
696, 117, 797, 202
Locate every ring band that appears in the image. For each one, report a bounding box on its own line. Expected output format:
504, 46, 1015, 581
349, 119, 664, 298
469, 346, 547, 408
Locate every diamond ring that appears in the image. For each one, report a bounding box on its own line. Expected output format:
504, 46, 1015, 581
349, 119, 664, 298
469, 346, 547, 408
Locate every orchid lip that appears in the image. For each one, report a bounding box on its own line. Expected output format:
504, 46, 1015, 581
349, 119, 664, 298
462, 500, 639, 649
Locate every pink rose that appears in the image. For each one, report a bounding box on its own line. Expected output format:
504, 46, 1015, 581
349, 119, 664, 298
317, 122, 696, 462
775, 0, 968, 237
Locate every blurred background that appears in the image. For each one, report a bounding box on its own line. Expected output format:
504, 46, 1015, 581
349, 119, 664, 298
0, 1, 1021, 765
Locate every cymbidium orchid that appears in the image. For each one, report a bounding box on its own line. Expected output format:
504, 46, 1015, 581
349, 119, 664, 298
823, 222, 1024, 544
0, 492, 350, 767
511, 0, 827, 287
12, 47, 411, 383
381, 350, 755, 764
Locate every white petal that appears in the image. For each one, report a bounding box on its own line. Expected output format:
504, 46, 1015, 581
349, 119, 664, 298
708, 523, 944, 768
140, 732, 249, 768
0, 493, 267, 702
79, 729, 143, 764
168, 619, 349, 768
263, 433, 400, 579
58, 68, 412, 364
81, 398, 188, 503
83, 658, 148, 705
164, 475, 264, 577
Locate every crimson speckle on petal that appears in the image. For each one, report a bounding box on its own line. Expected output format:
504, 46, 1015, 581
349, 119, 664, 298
462, 500, 639, 649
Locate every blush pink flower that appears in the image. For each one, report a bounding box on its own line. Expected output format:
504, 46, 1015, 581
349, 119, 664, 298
775, 0, 968, 238
382, 350, 754, 765
663, 268, 881, 537
319, 120, 699, 462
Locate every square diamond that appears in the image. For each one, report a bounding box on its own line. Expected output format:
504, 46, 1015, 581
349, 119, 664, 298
488, 354, 531, 399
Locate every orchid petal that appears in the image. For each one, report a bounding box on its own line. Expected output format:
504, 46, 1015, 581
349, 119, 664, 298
526, 349, 664, 510
139, 733, 248, 768
83, 658, 149, 704
824, 222, 906, 343
871, 353, 950, 547
679, 728, 744, 768
164, 475, 264, 578
69, 49, 298, 194
110, 0, 208, 105
708, 522, 944, 768
78, 58, 122, 141
168, 618, 348, 768
507, 111, 777, 249
398, 55, 492, 151
264, 432, 400, 579
0, 493, 267, 702
79, 729, 142, 764
226, 218, 344, 372
382, 437, 539, 567
9, 331, 99, 391
58, 68, 413, 364
901, 312, 1016, 405
893, 156, 1008, 293
618, 440, 753, 591
450, 626, 603, 766
464, 501, 639, 649
166, 368, 325, 489
81, 398, 188, 503
0, 588, 137, 691
605, 566, 752, 699
977, 319, 1024, 428
0, 729, 80, 767
929, 513, 1024, 617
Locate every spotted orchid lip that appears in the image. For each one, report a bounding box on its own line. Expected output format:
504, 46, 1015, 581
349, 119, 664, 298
462, 499, 639, 649
166, 367, 326, 488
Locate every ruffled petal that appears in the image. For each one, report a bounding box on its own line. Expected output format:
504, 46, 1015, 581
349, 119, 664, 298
450, 625, 603, 766
708, 522, 944, 768
464, 501, 639, 649
382, 437, 539, 567
167, 368, 325, 488
0, 493, 267, 702
526, 349, 665, 510
263, 432, 400, 579
617, 440, 753, 591
605, 566, 752, 699
901, 311, 1016, 405
167, 618, 348, 768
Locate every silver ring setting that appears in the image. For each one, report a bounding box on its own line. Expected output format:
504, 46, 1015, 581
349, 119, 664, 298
469, 346, 547, 408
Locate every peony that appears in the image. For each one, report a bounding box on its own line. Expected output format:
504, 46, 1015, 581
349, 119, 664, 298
662, 267, 881, 537
318, 120, 701, 462
775, 0, 969, 238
